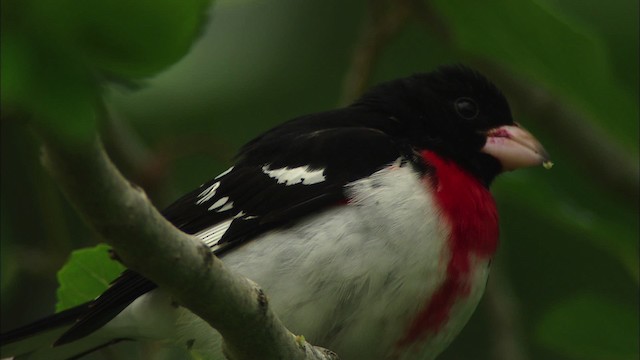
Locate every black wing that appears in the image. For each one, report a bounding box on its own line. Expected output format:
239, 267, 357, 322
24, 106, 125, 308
56, 117, 411, 345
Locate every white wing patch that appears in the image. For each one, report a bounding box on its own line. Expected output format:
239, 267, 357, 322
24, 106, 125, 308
233, 211, 259, 220
196, 182, 220, 205
217, 201, 234, 212
208, 197, 229, 211
262, 164, 326, 186
196, 167, 235, 205
214, 166, 234, 180
194, 219, 233, 247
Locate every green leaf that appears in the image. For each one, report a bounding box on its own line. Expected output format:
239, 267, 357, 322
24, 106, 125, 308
2, 28, 97, 143
81, 0, 213, 78
56, 244, 125, 312
23, 0, 214, 78
1, 0, 213, 143
536, 294, 639, 360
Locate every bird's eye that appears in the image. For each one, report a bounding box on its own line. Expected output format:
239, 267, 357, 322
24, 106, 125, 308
454, 97, 479, 120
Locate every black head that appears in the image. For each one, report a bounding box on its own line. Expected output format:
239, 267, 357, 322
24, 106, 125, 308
355, 65, 523, 185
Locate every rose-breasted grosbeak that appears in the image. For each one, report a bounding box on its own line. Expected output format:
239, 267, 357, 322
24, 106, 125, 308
1, 65, 550, 360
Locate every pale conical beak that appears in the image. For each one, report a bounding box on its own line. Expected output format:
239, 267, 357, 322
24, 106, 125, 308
481, 125, 553, 171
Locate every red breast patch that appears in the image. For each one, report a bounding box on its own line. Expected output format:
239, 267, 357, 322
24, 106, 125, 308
397, 150, 499, 347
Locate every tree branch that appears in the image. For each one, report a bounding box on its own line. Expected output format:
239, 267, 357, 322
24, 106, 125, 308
39, 131, 337, 360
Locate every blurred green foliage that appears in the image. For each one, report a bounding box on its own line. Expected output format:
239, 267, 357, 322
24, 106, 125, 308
1, 0, 211, 141
536, 295, 638, 360
434, 0, 638, 151
1, 0, 637, 359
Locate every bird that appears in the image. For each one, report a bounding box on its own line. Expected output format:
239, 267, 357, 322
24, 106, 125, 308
1, 65, 551, 360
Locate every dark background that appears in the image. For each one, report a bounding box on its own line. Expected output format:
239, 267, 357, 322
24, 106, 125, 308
2, 0, 638, 359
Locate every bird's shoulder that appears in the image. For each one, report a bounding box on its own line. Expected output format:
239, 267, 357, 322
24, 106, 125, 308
164, 107, 418, 254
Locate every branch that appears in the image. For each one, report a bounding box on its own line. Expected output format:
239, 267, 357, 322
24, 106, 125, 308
100, 105, 236, 201
39, 131, 337, 360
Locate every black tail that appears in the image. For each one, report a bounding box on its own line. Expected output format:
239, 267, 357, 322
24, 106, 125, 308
0, 303, 126, 360
1, 303, 90, 346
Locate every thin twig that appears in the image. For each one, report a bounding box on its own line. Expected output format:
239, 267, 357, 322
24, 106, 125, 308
484, 263, 530, 360
340, 0, 412, 105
